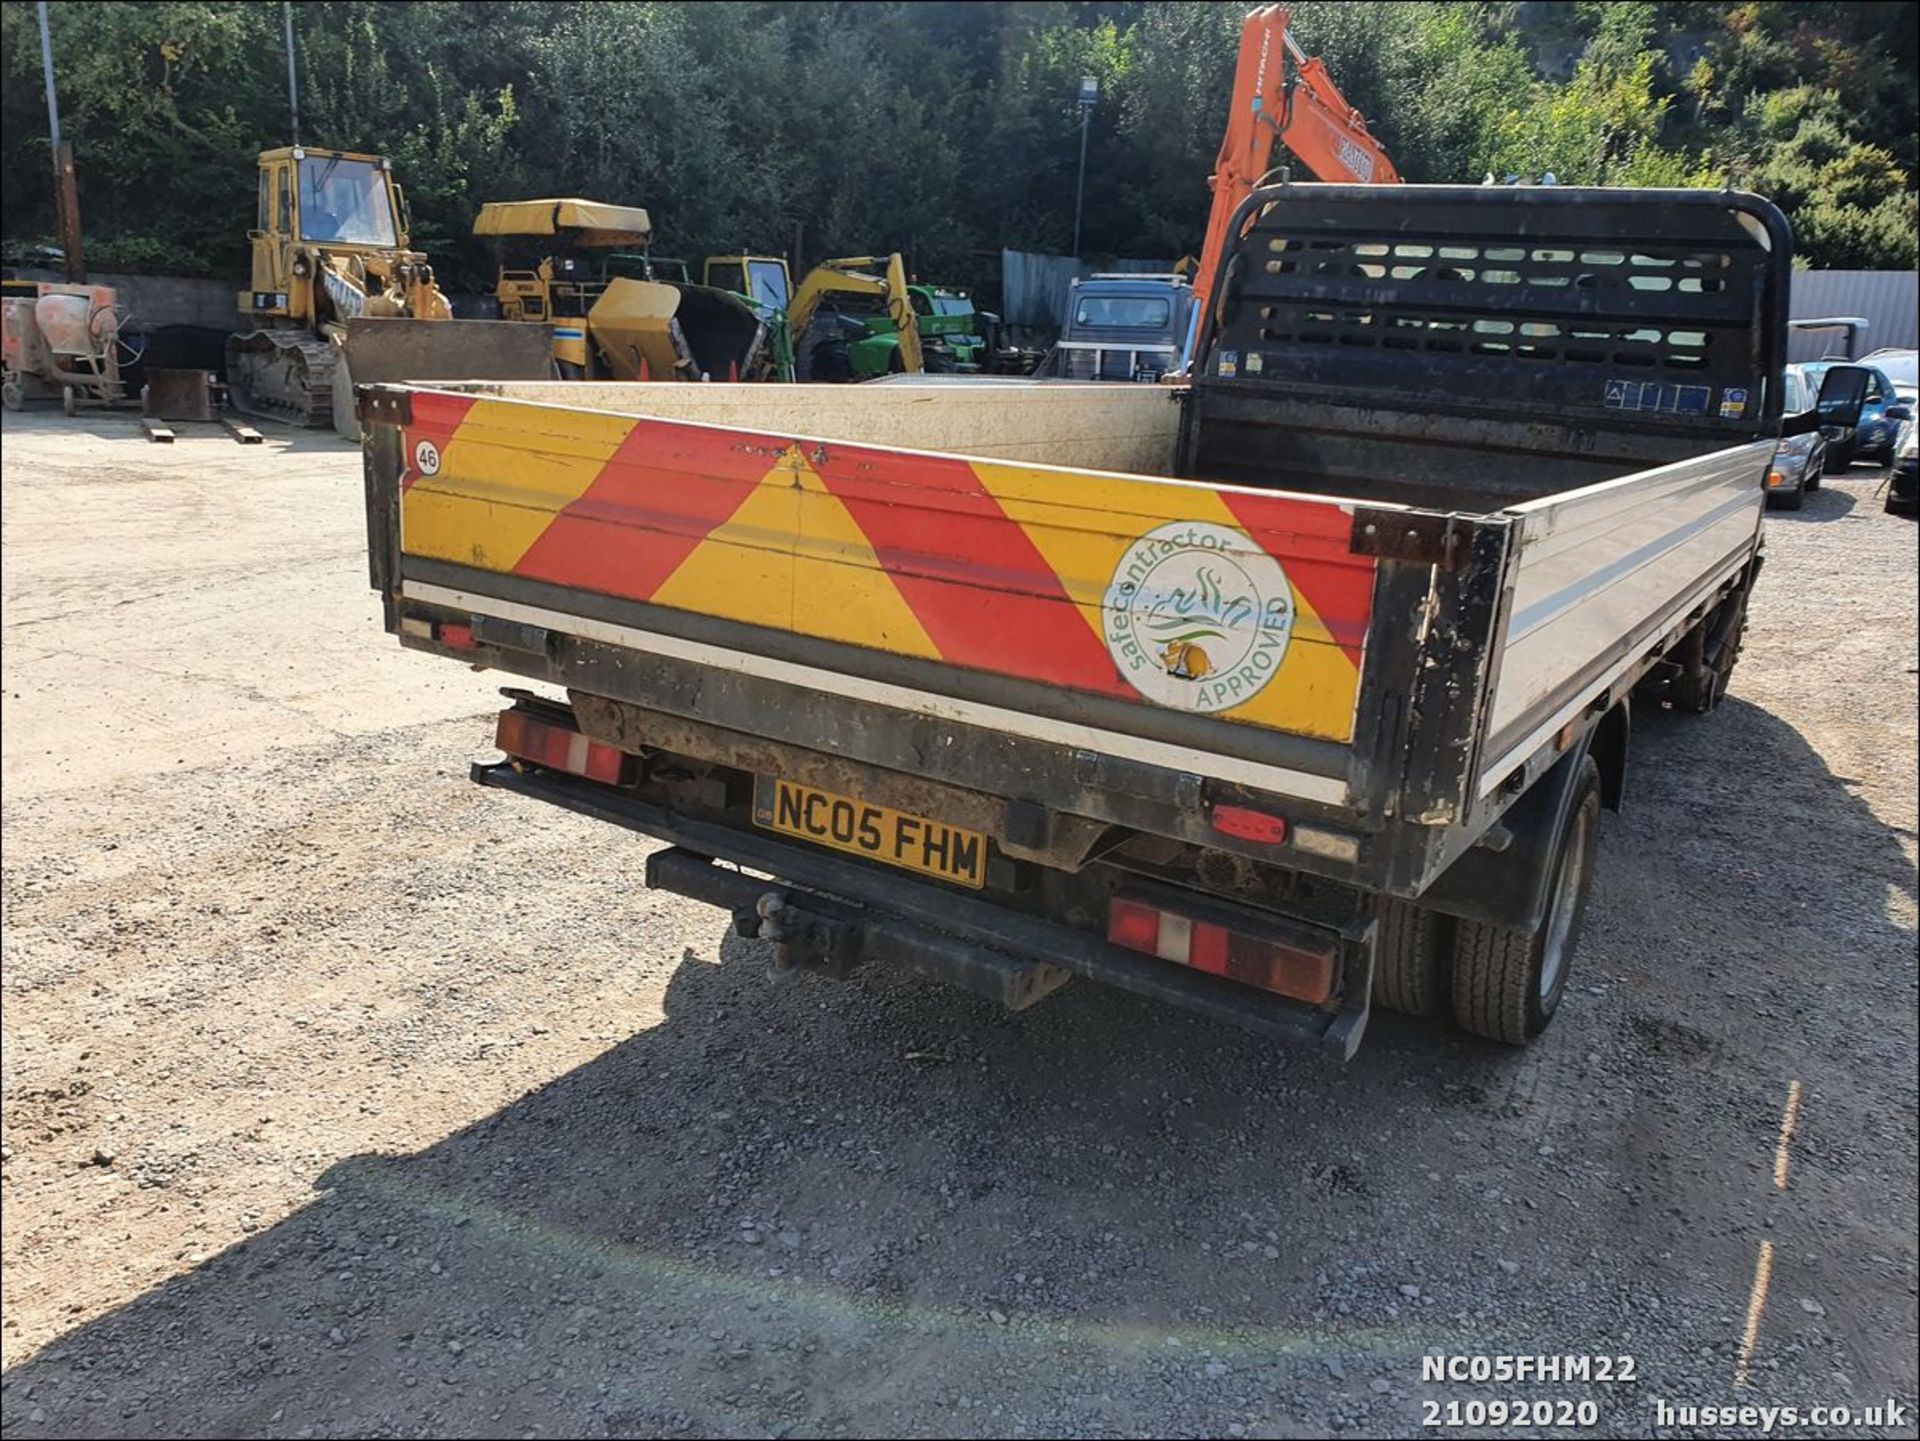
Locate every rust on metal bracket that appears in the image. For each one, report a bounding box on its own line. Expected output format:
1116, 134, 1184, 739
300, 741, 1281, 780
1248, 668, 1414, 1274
1349, 508, 1468, 571
355, 385, 414, 428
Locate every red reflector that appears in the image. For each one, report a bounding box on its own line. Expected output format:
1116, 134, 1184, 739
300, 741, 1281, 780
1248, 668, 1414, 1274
1105, 896, 1337, 1005
438, 621, 477, 650
494, 708, 636, 786
1188, 921, 1230, 976
1107, 898, 1161, 953
1209, 804, 1288, 845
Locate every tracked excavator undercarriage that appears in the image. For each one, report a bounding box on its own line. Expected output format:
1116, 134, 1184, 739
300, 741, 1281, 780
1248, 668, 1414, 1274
226, 329, 341, 429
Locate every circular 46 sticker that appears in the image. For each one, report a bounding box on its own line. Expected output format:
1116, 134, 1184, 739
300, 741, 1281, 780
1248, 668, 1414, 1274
413, 438, 441, 476
1102, 520, 1295, 713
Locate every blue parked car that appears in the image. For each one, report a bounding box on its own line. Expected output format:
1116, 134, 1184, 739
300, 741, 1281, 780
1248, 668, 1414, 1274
1797, 358, 1907, 468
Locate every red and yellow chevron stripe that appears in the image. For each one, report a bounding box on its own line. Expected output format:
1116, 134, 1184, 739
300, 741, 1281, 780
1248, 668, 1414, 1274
398, 391, 1375, 743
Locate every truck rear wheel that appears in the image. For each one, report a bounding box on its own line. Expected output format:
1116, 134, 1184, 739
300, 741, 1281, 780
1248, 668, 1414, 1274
1372, 898, 1444, 1017
1450, 756, 1601, 1045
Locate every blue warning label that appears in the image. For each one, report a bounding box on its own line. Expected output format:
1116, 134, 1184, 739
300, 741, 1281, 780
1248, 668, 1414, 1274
1604, 378, 1713, 415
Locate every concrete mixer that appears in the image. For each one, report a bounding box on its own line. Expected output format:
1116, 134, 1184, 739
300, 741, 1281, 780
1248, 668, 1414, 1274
1, 282, 130, 414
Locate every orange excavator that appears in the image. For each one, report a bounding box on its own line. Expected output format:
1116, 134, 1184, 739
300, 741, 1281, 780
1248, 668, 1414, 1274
1190, 5, 1400, 332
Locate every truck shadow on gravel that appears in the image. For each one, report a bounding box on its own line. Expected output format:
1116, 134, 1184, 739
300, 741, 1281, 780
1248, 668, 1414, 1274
6, 704, 1915, 1438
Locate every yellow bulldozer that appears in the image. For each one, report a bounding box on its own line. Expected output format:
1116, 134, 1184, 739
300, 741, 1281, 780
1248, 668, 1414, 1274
227, 146, 551, 433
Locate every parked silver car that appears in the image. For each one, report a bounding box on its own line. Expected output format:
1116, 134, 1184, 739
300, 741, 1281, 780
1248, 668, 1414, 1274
1768, 366, 1829, 510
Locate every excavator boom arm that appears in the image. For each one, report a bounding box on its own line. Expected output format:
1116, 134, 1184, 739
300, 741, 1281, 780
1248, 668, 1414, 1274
1280, 53, 1399, 186
788, 254, 923, 375
1191, 6, 1398, 334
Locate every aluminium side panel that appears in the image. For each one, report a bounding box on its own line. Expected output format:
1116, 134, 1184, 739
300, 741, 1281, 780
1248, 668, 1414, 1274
1477, 440, 1773, 792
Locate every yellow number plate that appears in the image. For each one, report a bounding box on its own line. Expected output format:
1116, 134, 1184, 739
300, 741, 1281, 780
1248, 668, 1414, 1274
752, 776, 986, 889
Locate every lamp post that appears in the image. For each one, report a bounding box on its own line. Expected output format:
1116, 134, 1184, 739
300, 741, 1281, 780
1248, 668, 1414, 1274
284, 0, 301, 145
36, 1, 85, 281
1072, 74, 1098, 258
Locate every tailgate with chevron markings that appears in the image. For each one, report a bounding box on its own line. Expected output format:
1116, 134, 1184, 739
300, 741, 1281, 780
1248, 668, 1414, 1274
388, 387, 1376, 749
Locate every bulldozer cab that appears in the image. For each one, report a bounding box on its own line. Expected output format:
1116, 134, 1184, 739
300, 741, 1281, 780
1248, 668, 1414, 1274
255, 147, 407, 250
243, 148, 414, 325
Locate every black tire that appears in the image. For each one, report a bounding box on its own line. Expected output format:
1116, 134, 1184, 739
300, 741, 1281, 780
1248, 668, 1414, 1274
1450, 757, 1602, 1045
1373, 898, 1444, 1017
809, 340, 852, 384
1671, 650, 1731, 713
1823, 440, 1854, 474
1670, 589, 1748, 714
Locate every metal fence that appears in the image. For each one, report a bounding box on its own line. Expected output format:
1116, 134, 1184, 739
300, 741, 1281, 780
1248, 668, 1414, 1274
1788, 270, 1918, 361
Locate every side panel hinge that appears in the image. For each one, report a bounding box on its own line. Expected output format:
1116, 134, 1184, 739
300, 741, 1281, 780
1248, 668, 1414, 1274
1350, 508, 1468, 570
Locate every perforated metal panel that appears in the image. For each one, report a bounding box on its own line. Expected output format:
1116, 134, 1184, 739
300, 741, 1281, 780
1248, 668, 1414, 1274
1199, 186, 1792, 440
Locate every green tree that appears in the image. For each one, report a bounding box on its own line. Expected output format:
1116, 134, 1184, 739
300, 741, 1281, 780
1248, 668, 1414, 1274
3, 1, 1912, 284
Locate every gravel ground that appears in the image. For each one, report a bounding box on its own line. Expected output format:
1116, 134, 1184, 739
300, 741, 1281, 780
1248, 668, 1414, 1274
2, 411, 1915, 1440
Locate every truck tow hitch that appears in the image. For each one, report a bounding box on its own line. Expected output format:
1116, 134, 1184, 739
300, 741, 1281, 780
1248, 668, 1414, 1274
751, 892, 861, 979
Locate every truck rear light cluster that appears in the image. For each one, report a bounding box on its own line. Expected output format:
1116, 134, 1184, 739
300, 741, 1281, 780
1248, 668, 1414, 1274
495, 708, 636, 786
1207, 803, 1364, 865
1208, 803, 1289, 844
398, 614, 477, 650
1107, 897, 1336, 1005
1288, 822, 1363, 864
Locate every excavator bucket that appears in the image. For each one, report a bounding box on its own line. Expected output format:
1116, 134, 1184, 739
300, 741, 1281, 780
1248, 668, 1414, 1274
667, 285, 768, 380
332, 318, 555, 438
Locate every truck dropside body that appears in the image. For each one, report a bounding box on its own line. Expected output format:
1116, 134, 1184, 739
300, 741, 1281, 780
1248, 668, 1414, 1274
363, 186, 1794, 1056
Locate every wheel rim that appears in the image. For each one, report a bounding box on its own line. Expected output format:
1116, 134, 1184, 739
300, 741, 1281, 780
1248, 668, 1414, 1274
1539, 811, 1589, 1003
